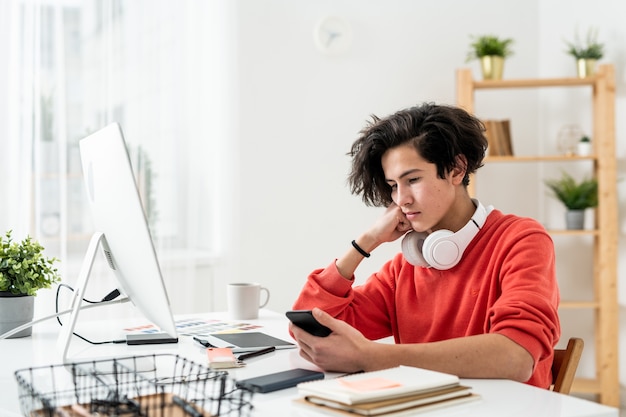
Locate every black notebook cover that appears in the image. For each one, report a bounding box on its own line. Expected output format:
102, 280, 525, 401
236, 368, 324, 393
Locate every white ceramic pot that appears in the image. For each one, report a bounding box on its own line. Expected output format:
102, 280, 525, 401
577, 141, 592, 156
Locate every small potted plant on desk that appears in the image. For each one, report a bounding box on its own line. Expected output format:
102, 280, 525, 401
544, 171, 598, 230
466, 34, 514, 80
0, 230, 61, 338
565, 27, 604, 78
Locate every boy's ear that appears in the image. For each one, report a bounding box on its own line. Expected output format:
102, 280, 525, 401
449, 155, 468, 185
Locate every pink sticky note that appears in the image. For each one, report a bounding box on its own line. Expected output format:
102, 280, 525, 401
338, 377, 402, 391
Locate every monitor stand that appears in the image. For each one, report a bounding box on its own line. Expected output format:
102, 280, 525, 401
56, 232, 175, 366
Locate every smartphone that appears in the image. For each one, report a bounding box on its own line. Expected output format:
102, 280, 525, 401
236, 368, 324, 393
286, 310, 332, 337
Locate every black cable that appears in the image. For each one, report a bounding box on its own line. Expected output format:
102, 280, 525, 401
55, 284, 126, 344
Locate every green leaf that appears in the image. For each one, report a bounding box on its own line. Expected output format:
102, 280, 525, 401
467, 34, 514, 62
544, 171, 598, 210
564, 27, 604, 60
0, 230, 61, 296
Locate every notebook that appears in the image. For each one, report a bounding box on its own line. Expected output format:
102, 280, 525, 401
203, 331, 296, 353
298, 385, 477, 416
297, 365, 460, 405
294, 392, 480, 417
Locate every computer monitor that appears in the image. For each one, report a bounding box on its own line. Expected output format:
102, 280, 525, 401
57, 123, 178, 363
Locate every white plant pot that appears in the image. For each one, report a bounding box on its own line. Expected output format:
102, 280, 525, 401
577, 142, 592, 156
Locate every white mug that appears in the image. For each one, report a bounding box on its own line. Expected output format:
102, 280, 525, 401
227, 283, 270, 320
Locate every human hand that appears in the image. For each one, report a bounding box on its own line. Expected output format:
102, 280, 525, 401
289, 308, 370, 373
370, 204, 413, 243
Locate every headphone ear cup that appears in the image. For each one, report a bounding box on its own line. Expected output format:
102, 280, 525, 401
401, 231, 430, 267
421, 229, 460, 270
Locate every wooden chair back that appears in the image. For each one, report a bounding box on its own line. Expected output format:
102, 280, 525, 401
551, 337, 584, 394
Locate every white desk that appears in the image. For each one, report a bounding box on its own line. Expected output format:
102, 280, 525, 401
0, 310, 618, 417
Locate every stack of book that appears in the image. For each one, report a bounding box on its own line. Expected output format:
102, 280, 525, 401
294, 366, 480, 416
483, 119, 514, 156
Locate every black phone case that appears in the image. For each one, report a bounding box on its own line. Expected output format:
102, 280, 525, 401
285, 310, 332, 337
235, 368, 324, 393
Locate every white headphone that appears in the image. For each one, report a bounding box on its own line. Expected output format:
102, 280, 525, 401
401, 199, 493, 270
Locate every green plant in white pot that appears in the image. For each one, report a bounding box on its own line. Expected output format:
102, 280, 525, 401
577, 135, 592, 156
466, 34, 514, 80
544, 172, 598, 230
0, 230, 61, 337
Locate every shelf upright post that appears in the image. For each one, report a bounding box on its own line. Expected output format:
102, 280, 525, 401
456, 68, 477, 197
592, 64, 619, 407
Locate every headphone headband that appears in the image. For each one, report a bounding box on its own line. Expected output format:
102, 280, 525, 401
456, 199, 490, 241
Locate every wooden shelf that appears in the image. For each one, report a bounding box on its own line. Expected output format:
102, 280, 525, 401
559, 301, 599, 309
457, 64, 619, 407
472, 75, 599, 90
548, 229, 599, 236
572, 378, 601, 395
484, 155, 595, 163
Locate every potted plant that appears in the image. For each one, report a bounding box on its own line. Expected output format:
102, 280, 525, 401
577, 135, 592, 156
565, 27, 604, 78
466, 34, 514, 80
544, 172, 598, 230
0, 230, 61, 338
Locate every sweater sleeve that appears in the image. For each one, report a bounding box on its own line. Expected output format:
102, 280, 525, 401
292, 259, 400, 341
486, 220, 560, 387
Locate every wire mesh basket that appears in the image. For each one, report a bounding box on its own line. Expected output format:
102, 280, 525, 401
14, 354, 255, 417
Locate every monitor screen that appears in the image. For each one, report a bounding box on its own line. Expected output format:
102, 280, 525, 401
57, 123, 177, 362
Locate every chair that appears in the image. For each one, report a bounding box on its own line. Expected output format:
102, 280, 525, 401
551, 337, 584, 394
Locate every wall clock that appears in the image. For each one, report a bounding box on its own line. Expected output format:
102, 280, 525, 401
314, 16, 353, 56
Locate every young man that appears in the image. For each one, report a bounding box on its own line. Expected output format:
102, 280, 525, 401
290, 103, 560, 388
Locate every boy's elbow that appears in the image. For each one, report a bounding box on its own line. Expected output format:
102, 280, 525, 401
511, 363, 534, 383
508, 350, 535, 383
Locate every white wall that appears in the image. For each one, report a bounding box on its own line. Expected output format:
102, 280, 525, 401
216, 0, 540, 309
204, 0, 626, 403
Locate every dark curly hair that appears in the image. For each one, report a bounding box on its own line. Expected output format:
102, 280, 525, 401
347, 103, 488, 207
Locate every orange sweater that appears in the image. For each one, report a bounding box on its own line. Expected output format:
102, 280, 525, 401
293, 210, 560, 388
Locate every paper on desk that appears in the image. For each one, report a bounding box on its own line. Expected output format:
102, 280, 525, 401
207, 347, 244, 369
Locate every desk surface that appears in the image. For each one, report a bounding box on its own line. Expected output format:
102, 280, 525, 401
0, 310, 618, 417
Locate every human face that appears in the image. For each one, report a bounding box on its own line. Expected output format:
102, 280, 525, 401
382, 144, 459, 232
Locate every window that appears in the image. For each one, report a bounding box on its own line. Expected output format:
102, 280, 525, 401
2, 0, 234, 313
